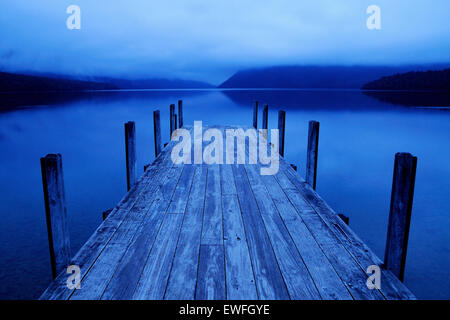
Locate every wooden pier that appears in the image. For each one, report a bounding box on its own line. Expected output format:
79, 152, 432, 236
39, 104, 416, 300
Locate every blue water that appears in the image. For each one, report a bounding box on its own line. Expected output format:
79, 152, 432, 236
0, 89, 448, 299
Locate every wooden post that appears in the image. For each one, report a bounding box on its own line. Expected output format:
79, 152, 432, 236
153, 110, 161, 158
102, 208, 113, 221
384, 152, 417, 281
40, 154, 71, 279
306, 120, 320, 190
338, 214, 350, 225
170, 104, 175, 137
262, 104, 268, 130
178, 100, 183, 128
125, 121, 137, 191
174, 114, 178, 130
253, 101, 258, 129
278, 110, 286, 157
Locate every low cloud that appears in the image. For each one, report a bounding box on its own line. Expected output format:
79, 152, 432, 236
1, 0, 449, 83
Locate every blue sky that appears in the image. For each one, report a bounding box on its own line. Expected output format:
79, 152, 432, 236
1, 0, 449, 83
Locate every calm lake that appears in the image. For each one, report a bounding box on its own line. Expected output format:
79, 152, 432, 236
0, 89, 448, 299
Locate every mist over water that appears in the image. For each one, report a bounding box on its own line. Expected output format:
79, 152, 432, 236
0, 89, 448, 299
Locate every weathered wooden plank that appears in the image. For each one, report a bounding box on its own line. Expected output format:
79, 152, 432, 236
195, 245, 226, 300
306, 120, 319, 190
232, 165, 289, 300
164, 166, 208, 300
132, 214, 184, 299
278, 161, 415, 299
70, 164, 184, 300
167, 165, 196, 213
220, 164, 237, 195
201, 165, 223, 245
222, 194, 258, 300
256, 172, 353, 299
384, 153, 417, 282
101, 166, 196, 299
64, 130, 192, 300
125, 121, 137, 191
39, 143, 177, 300
40, 154, 71, 279
41, 124, 415, 301
244, 164, 321, 299
274, 167, 383, 300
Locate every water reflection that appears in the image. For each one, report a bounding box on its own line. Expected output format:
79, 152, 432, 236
0, 89, 448, 300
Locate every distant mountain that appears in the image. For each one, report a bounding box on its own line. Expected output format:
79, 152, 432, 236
362, 68, 450, 91
219, 65, 450, 89
94, 77, 214, 89
0, 72, 214, 92
0, 72, 117, 92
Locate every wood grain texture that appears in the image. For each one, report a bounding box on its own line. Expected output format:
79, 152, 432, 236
306, 120, 319, 190
40, 130, 187, 300
133, 214, 184, 300
201, 165, 223, 245
40, 154, 71, 279
222, 193, 258, 300
233, 164, 289, 300
125, 121, 137, 191
153, 110, 162, 158
40, 125, 415, 300
164, 165, 208, 300
277, 110, 286, 157
195, 245, 226, 300
384, 152, 417, 281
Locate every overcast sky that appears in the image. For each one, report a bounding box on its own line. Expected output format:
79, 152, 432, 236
1, 0, 449, 83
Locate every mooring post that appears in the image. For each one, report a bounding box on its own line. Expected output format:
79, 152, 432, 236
170, 104, 175, 137
253, 101, 258, 129
153, 110, 162, 158
102, 208, 113, 221
178, 100, 183, 128
262, 104, 268, 130
125, 121, 137, 191
338, 214, 350, 225
40, 154, 71, 279
278, 110, 286, 157
384, 152, 417, 282
306, 120, 320, 190
174, 114, 178, 130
